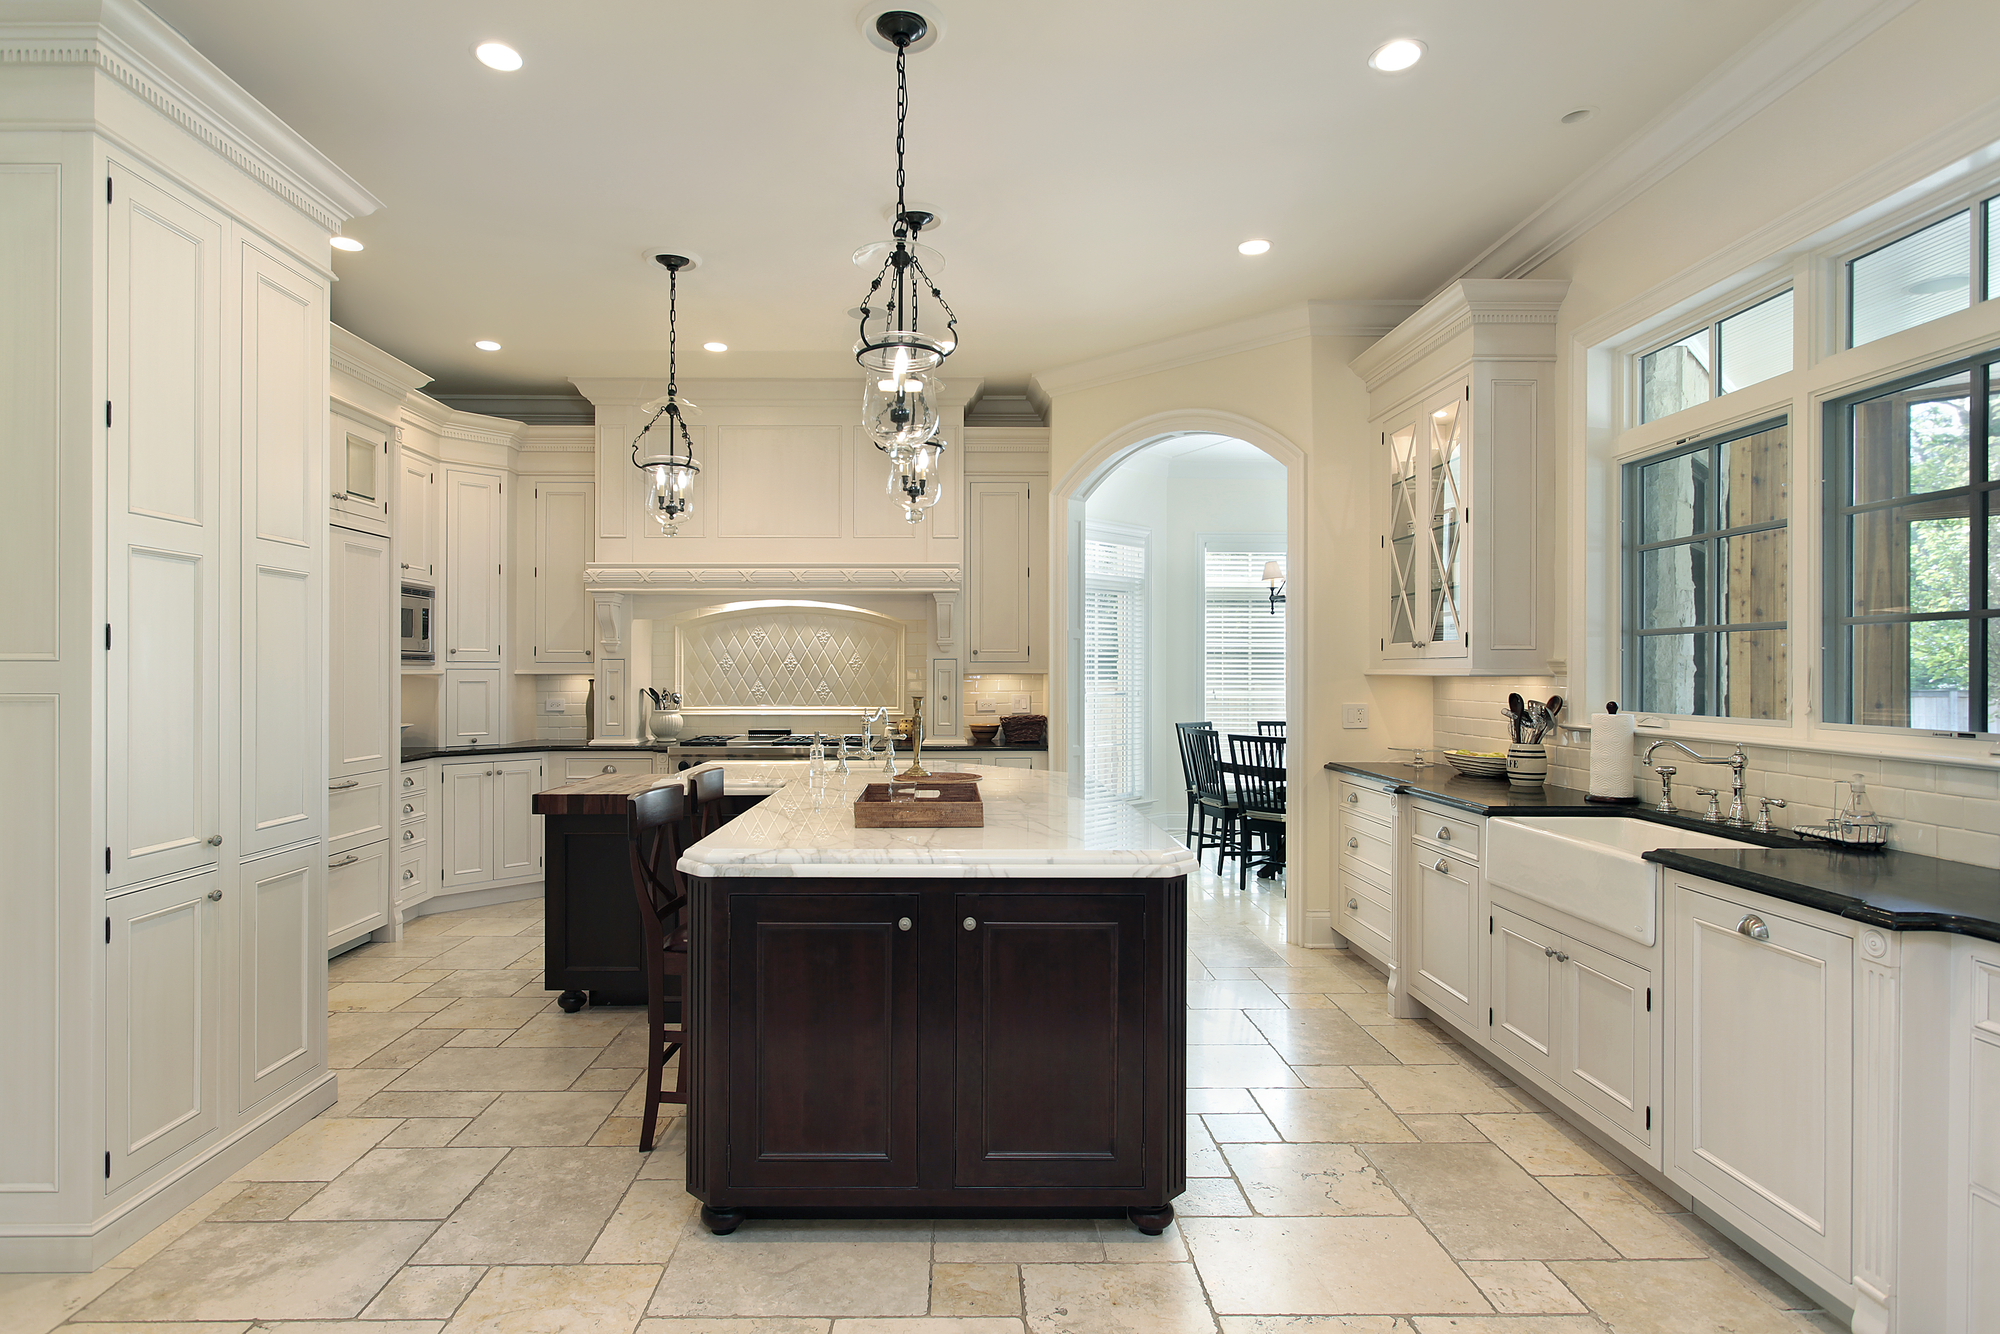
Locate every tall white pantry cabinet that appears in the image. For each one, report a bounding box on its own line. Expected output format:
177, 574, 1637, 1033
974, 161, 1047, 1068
0, 1, 378, 1270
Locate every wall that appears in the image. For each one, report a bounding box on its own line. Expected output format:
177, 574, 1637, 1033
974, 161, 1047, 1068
533, 674, 593, 742
961, 672, 1047, 730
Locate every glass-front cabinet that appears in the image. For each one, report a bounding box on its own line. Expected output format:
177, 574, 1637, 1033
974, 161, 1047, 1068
1385, 388, 1469, 663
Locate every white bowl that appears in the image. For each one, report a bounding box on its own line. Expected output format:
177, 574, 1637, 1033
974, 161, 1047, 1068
1443, 750, 1508, 778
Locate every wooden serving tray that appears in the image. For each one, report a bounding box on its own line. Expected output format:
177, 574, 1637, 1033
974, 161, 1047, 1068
853, 781, 985, 828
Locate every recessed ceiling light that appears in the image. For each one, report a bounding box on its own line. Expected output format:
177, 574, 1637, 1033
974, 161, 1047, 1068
474, 41, 522, 72
1560, 107, 1595, 125
1368, 38, 1425, 72
1238, 239, 1272, 256
474, 340, 502, 352
329, 236, 363, 252
703, 342, 728, 352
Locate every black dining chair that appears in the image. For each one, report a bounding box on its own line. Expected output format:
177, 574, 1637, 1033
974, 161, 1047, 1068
626, 783, 692, 1152
1173, 722, 1214, 848
1184, 726, 1242, 877
1227, 732, 1287, 891
1256, 720, 1287, 736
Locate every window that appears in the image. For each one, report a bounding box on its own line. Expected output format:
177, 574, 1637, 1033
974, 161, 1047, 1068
1083, 529, 1147, 800
1639, 289, 1794, 422
1849, 209, 1984, 347
1624, 420, 1790, 718
1824, 353, 1998, 733
1202, 543, 1286, 735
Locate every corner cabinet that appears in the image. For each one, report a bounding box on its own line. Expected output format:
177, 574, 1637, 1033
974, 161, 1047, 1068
439, 757, 545, 891
1351, 279, 1568, 675
966, 480, 1037, 667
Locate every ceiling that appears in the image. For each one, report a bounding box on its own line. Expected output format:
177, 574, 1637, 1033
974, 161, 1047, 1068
144, 0, 1799, 398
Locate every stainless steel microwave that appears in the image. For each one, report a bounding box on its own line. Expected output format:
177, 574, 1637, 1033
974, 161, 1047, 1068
400, 584, 434, 663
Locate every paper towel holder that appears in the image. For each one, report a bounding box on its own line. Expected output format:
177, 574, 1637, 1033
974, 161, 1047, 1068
1584, 700, 1642, 805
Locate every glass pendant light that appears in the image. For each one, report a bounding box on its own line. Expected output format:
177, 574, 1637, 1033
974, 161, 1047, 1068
631, 254, 701, 536
852, 10, 958, 522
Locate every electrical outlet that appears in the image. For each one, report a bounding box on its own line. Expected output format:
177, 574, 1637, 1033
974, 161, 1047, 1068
1010, 693, 1031, 714
1341, 703, 1369, 729
976, 699, 997, 714
542, 697, 567, 715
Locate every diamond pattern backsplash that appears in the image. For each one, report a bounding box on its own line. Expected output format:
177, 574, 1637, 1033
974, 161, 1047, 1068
676, 607, 905, 712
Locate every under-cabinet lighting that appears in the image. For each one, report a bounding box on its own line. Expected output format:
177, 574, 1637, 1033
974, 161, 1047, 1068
1368, 39, 1424, 72
474, 42, 523, 71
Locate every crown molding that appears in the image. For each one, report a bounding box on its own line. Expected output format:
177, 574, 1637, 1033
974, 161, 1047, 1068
584, 564, 963, 591
1455, 0, 1918, 282
520, 424, 595, 453
1349, 280, 1571, 393
330, 324, 432, 401
0, 0, 380, 231
962, 426, 1052, 453
401, 390, 529, 451
571, 376, 982, 410
1028, 299, 1423, 400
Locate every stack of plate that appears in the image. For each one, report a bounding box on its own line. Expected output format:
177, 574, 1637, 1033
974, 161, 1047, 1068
1443, 750, 1508, 778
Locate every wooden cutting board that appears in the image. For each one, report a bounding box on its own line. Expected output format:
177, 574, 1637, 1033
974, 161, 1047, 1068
853, 781, 985, 827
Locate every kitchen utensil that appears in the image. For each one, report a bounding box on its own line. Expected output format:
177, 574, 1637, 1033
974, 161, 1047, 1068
1507, 692, 1526, 742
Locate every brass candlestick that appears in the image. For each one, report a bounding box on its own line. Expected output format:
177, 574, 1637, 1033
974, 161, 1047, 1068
895, 693, 930, 779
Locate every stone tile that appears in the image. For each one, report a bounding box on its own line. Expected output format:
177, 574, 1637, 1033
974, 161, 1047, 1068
327, 955, 432, 984
1409, 1320, 1606, 1332
835, 1323, 1025, 1334
1281, 994, 1341, 1010
1186, 980, 1285, 1009
1250, 1088, 1415, 1143
651, 1219, 933, 1318
506, 1010, 642, 1047
105, 1182, 245, 1267
359, 1090, 501, 1119
1095, 1218, 1191, 1262
1289, 1067, 1366, 1089
328, 1011, 430, 1067
389, 1045, 601, 1092
1466, 1116, 1617, 1176
424, 938, 540, 971
292, 1147, 507, 1220
79, 1221, 435, 1322
449, 1090, 622, 1147
438, 915, 538, 936
415, 1147, 641, 1264
1671, 1214, 1821, 1311
1187, 1045, 1301, 1088
1205, 967, 1262, 980
1186, 1089, 1262, 1115
934, 1219, 1104, 1264
416, 970, 540, 998
1187, 1008, 1275, 1045
930, 1264, 1022, 1316
208, 1181, 325, 1221
1181, 1217, 1486, 1315
638, 1318, 832, 1333
401, 969, 454, 985
252, 1320, 445, 1334
326, 1066, 403, 1116
50, 1324, 256, 1334
1351, 1066, 1535, 1116
0, 1266, 130, 1334
442, 1262, 663, 1334
1456, 1262, 1587, 1315
573, 1066, 644, 1093
419, 997, 554, 1031
1401, 1115, 1486, 1143
395, 995, 461, 1014
362, 1266, 488, 1320
1361, 1144, 1615, 1261
1550, 1259, 1817, 1333
1219, 1320, 1409, 1333
1328, 993, 1396, 1025
444, 1028, 518, 1047
1175, 1177, 1253, 1216
383, 1118, 476, 1148
328, 981, 434, 1012
1244, 1011, 1396, 1066
1220, 1143, 1408, 1217
359, 1027, 461, 1070
507, 948, 546, 971
1251, 967, 1365, 995
591, 1116, 647, 1147
1539, 1178, 1705, 1260
593, 1029, 652, 1068
587, 1178, 703, 1263
1204, 1113, 1281, 1143
1020, 1261, 1215, 1334
1361, 1025, 1453, 1063
232, 1116, 397, 1181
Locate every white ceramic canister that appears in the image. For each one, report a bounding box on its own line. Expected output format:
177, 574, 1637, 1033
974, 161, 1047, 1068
1506, 742, 1549, 787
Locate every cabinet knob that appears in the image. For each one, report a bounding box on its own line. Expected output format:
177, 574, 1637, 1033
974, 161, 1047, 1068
1737, 914, 1770, 942
403, 868, 415, 881
1346, 837, 1358, 849
1436, 826, 1451, 841
1433, 857, 1449, 873
1556, 951, 1570, 963
206, 888, 222, 901
1346, 792, 1359, 804
962, 917, 977, 931
603, 764, 618, 773
403, 776, 416, 787
1347, 898, 1358, 911
403, 803, 415, 814
403, 829, 415, 841
206, 834, 223, 846
898, 917, 912, 931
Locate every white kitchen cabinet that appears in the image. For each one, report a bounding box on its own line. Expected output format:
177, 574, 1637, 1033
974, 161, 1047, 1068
398, 451, 437, 582
326, 840, 390, 950
330, 411, 390, 535
106, 871, 222, 1190
1670, 878, 1852, 1284
443, 668, 505, 747
560, 753, 653, 782
330, 528, 395, 777
445, 468, 504, 663
1409, 844, 1479, 1030
1488, 903, 1563, 1085
394, 762, 435, 917
440, 757, 544, 890
493, 761, 545, 880
1336, 780, 1397, 970
1962, 946, 2000, 1332
531, 481, 594, 664
234, 846, 319, 1110
967, 480, 1034, 666
105, 165, 224, 891
327, 771, 392, 854
974, 753, 1040, 770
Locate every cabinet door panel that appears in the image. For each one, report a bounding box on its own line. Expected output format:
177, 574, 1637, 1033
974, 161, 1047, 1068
329, 529, 394, 777
534, 482, 593, 662
441, 764, 494, 888
400, 453, 435, 580
968, 481, 1031, 663
443, 668, 503, 747
445, 469, 502, 662
327, 841, 389, 948
237, 846, 319, 1107
107, 872, 220, 1187
955, 893, 1147, 1188
1559, 935, 1653, 1143
1411, 850, 1477, 1026
726, 893, 920, 1187
1488, 905, 1560, 1084
492, 760, 543, 880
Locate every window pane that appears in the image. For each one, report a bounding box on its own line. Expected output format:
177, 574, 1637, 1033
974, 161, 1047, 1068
1720, 530, 1786, 625
1640, 330, 1711, 422
1717, 291, 1793, 393
1720, 630, 1788, 719
1989, 197, 1999, 301
1850, 371, 1972, 504
1843, 620, 1975, 729
1637, 633, 1706, 715
1637, 451, 1707, 542
1719, 423, 1788, 528
1989, 362, 1998, 480
1639, 544, 1706, 629
1849, 500, 1971, 616
1991, 512, 1999, 609
1989, 620, 1999, 730
1850, 211, 1973, 346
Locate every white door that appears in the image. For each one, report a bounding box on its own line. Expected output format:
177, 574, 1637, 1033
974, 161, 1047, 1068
491, 759, 544, 881
399, 452, 436, 581
968, 480, 1031, 664
330, 416, 390, 534
326, 840, 389, 949
1671, 884, 1852, 1278
441, 763, 494, 888
105, 165, 224, 889
329, 528, 394, 778
234, 845, 319, 1109
443, 668, 504, 746
1488, 904, 1562, 1085
106, 872, 221, 1189
1558, 934, 1656, 1146
533, 482, 594, 663
445, 469, 503, 663
1410, 848, 1478, 1027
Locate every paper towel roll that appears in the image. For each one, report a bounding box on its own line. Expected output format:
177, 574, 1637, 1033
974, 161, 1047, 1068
1588, 712, 1637, 801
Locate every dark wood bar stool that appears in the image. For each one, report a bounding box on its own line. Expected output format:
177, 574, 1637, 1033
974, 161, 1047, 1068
689, 766, 728, 840
627, 783, 692, 1152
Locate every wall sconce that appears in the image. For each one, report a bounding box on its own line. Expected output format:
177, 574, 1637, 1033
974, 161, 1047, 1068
1262, 560, 1287, 614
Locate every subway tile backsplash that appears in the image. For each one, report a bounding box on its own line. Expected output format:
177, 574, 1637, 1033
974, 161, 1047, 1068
534, 674, 592, 742
1432, 677, 2000, 869
960, 673, 1047, 727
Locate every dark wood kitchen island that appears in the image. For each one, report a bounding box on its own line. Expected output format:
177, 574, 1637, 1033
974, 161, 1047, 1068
674, 762, 1193, 1235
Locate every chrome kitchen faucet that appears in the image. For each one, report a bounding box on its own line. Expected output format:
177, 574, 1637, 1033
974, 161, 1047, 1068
1641, 740, 1751, 825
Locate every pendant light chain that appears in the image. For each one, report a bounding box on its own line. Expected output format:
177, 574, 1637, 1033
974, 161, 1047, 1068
894, 41, 908, 227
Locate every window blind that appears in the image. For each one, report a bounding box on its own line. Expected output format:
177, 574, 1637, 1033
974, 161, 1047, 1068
1203, 548, 1286, 735
1084, 535, 1147, 800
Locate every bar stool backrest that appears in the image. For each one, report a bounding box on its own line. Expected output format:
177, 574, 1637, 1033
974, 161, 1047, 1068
690, 766, 727, 839
628, 784, 691, 950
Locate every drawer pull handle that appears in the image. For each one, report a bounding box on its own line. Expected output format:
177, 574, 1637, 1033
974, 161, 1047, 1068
403, 803, 415, 814
963, 917, 977, 931
898, 917, 912, 931
403, 829, 415, 841
1347, 898, 1358, 911
1433, 857, 1449, 873
403, 776, 416, 787
1737, 914, 1770, 942
330, 779, 359, 790
1347, 792, 1359, 804
403, 868, 416, 881
1347, 836, 1359, 849
603, 764, 618, 773
1436, 826, 1451, 841
329, 854, 359, 868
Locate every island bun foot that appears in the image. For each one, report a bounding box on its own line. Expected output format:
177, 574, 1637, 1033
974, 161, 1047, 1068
700, 1206, 746, 1236
556, 990, 587, 1013
1127, 1204, 1175, 1235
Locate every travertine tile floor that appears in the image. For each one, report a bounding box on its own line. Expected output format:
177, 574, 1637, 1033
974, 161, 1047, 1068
6, 870, 1845, 1334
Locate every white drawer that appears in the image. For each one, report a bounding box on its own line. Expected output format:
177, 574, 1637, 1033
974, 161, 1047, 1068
563, 754, 653, 782
328, 773, 393, 855
327, 841, 389, 947
395, 848, 425, 903
1341, 853, 1391, 897
399, 767, 426, 791
1342, 819, 1396, 878
1412, 802, 1482, 860
1340, 780, 1395, 826
398, 788, 428, 822
1342, 879, 1394, 954
398, 816, 428, 849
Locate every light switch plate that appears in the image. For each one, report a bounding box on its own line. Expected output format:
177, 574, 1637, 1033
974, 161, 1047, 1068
1010, 693, 1031, 713
976, 699, 997, 714
1341, 704, 1368, 729
543, 697, 567, 715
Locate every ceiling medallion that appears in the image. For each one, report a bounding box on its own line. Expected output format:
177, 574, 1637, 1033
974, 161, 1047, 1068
631, 253, 701, 536
853, 9, 957, 525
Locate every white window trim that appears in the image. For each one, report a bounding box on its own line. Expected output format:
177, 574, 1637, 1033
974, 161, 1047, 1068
1577, 151, 2000, 766
1083, 521, 1151, 802
1198, 533, 1287, 739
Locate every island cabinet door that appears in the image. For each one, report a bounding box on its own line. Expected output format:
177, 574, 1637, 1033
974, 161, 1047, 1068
954, 892, 1149, 1188
725, 892, 921, 1188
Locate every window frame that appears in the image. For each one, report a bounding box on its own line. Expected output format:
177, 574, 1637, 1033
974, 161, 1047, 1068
1198, 533, 1288, 739
1081, 521, 1151, 801
1841, 197, 1996, 350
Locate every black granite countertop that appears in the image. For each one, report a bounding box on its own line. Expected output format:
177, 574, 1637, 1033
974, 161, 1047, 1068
402, 739, 1049, 763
